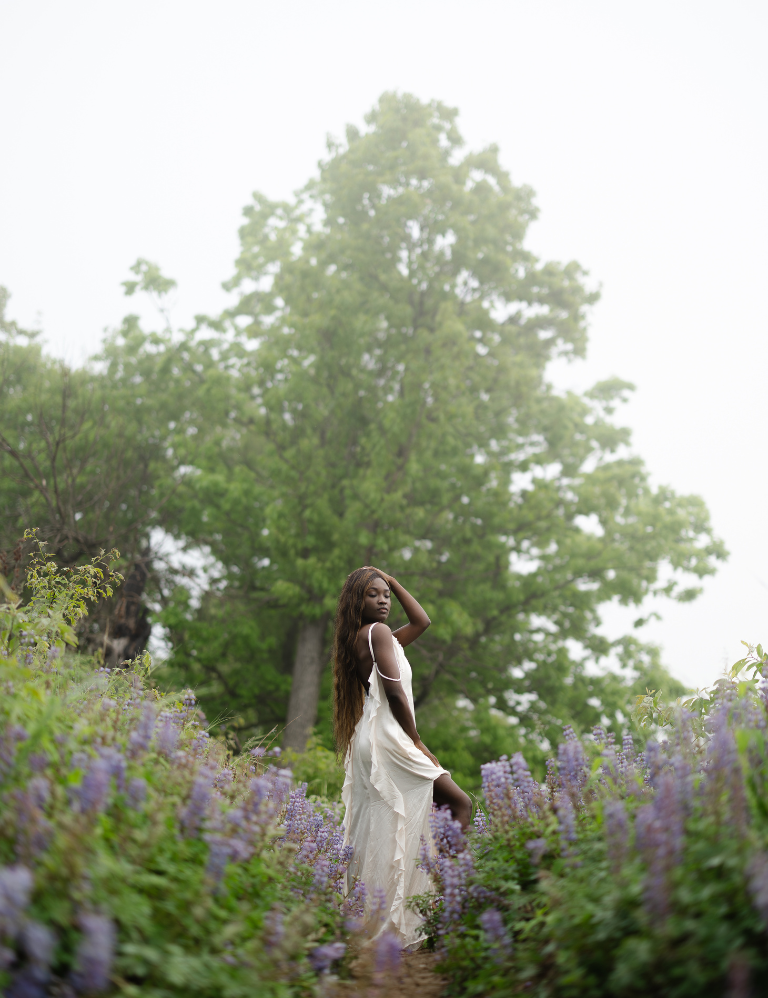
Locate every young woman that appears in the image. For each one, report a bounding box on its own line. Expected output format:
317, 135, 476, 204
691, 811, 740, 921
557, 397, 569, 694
334, 566, 471, 948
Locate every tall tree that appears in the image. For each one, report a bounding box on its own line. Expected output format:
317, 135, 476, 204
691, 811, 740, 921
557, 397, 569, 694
0, 270, 222, 664
164, 93, 725, 751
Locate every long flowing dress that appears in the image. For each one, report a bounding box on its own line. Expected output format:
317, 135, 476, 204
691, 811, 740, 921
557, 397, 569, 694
341, 622, 448, 948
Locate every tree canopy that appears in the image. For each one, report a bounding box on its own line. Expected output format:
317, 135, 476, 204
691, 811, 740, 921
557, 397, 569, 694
155, 93, 725, 759
0, 93, 726, 773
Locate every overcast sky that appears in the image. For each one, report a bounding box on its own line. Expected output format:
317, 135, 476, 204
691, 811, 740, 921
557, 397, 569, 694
2, 0, 766, 689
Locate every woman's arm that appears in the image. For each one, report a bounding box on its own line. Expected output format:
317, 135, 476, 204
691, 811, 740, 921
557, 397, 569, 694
362, 567, 430, 647
369, 623, 441, 769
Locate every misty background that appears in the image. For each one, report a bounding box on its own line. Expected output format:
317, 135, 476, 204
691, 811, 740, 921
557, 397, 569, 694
1, 0, 766, 690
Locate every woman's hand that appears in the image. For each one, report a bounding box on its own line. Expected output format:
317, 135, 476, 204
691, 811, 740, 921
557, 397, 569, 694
415, 738, 441, 768
362, 565, 395, 586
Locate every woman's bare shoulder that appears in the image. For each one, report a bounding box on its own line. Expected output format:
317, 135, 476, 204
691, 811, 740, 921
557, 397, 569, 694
370, 623, 394, 645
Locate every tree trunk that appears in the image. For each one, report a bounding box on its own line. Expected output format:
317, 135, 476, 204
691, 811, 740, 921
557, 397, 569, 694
283, 616, 328, 753
105, 553, 152, 667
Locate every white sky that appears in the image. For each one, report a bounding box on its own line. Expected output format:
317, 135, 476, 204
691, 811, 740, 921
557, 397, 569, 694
2, 0, 766, 690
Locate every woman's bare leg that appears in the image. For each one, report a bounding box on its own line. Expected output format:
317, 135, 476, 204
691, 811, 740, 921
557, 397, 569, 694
433, 773, 472, 830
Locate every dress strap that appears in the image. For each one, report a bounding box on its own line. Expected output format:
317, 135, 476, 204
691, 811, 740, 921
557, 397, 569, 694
367, 621, 402, 681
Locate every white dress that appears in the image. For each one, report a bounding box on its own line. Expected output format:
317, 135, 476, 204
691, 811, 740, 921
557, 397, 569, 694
341, 623, 448, 948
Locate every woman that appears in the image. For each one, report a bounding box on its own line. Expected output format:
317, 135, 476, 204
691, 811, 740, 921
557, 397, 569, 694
334, 566, 471, 948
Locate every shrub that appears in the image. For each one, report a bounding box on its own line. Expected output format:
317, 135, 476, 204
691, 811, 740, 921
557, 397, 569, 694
0, 534, 362, 996
416, 654, 768, 997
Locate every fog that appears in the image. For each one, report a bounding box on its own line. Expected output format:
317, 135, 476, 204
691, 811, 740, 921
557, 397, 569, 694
1, 0, 766, 689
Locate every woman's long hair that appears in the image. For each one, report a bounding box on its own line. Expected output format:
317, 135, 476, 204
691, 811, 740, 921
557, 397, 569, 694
332, 567, 381, 760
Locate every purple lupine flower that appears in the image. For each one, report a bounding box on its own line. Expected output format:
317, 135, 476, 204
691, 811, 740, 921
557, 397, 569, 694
77, 757, 113, 813
670, 751, 693, 810
312, 857, 331, 893
554, 792, 578, 858
0, 865, 33, 939
284, 785, 311, 842
370, 886, 388, 925
14, 778, 52, 860
21, 921, 55, 967
6, 966, 47, 998
480, 908, 512, 961
0, 726, 29, 778
203, 805, 242, 884
201, 765, 292, 882
204, 837, 232, 884
481, 757, 515, 824
190, 730, 210, 756
341, 879, 367, 919
557, 736, 588, 803
263, 908, 284, 952
374, 931, 401, 978
126, 777, 147, 810
545, 756, 558, 795
603, 799, 629, 871
525, 838, 548, 865
297, 839, 318, 864
635, 771, 684, 919
180, 764, 216, 836
97, 747, 126, 793
643, 740, 663, 787
214, 768, 234, 790
511, 752, 538, 816
156, 713, 180, 757
440, 850, 475, 932
622, 732, 636, 760
27, 753, 47, 774
472, 809, 489, 836
267, 766, 292, 806
128, 704, 156, 758
759, 663, 768, 713
439, 864, 461, 932
703, 704, 747, 832
430, 805, 466, 857
592, 725, 606, 745
309, 941, 346, 974
12, 919, 56, 997
72, 913, 115, 993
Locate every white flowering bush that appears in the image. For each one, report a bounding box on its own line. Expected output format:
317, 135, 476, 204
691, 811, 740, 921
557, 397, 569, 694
0, 534, 364, 997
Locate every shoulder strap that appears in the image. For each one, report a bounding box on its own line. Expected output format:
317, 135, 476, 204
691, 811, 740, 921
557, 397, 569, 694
367, 622, 402, 682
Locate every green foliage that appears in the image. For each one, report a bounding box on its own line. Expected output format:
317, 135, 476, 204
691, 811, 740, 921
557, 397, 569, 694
121, 258, 178, 300
417, 662, 768, 997
0, 529, 122, 655
0, 94, 727, 763
0, 544, 356, 996
145, 91, 725, 749
281, 737, 345, 803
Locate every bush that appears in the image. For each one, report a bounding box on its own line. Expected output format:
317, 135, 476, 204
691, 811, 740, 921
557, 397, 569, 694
416, 652, 768, 997
280, 737, 345, 804
0, 534, 363, 996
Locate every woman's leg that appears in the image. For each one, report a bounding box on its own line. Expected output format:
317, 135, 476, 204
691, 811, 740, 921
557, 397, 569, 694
433, 773, 472, 830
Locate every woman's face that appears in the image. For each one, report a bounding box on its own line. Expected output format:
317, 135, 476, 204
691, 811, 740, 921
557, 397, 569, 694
361, 576, 391, 624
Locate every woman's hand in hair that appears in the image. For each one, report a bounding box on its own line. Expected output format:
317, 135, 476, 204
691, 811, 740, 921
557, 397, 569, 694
361, 565, 395, 586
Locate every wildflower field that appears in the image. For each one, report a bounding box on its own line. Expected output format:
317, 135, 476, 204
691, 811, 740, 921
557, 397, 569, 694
0, 538, 367, 997
3, 536, 768, 997
418, 661, 768, 997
